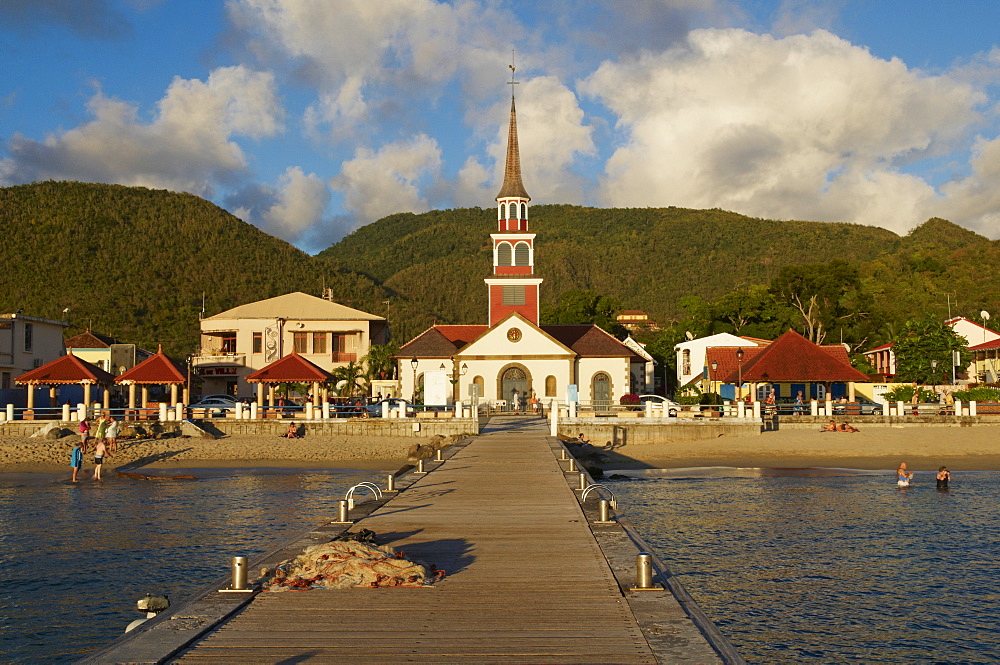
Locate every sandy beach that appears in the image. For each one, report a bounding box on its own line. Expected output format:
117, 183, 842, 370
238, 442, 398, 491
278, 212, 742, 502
593, 425, 1000, 472
2, 424, 997, 477
0, 432, 421, 475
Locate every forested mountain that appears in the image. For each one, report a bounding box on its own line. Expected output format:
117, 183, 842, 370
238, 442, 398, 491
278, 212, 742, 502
2, 181, 998, 360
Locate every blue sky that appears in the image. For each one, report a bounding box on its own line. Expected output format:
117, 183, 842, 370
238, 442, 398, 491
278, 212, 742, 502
4, 1, 1000, 253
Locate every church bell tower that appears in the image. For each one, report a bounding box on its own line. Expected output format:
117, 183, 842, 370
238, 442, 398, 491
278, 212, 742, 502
484, 65, 542, 326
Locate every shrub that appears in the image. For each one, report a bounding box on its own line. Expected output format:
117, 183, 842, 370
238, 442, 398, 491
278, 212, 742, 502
619, 393, 640, 405
882, 385, 938, 402
953, 386, 1000, 402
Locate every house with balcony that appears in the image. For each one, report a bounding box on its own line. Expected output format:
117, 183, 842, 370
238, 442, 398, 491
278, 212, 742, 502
193, 292, 388, 398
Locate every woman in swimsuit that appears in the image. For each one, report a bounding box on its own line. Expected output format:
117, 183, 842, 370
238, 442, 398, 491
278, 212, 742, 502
936, 466, 951, 490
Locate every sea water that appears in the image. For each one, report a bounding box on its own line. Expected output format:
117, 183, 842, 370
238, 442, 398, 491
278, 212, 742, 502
0, 468, 383, 663
3, 468, 998, 663
608, 469, 1000, 663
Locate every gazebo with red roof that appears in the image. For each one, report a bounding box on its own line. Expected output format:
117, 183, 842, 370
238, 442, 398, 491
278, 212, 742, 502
115, 346, 189, 409
15, 354, 115, 415
245, 352, 334, 408
715, 329, 869, 401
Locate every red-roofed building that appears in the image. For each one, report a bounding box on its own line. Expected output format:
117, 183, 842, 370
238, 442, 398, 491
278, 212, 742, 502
969, 337, 1000, 383
711, 330, 869, 401
863, 316, 1000, 383
396, 84, 646, 407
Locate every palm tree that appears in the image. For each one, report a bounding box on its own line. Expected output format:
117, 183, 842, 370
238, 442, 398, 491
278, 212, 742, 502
332, 361, 367, 397
362, 343, 399, 382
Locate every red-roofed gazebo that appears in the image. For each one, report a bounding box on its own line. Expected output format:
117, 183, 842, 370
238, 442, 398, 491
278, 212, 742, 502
246, 352, 333, 408
15, 353, 115, 414
115, 346, 189, 409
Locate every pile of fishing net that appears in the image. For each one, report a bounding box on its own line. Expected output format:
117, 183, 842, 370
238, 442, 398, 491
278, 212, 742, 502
261, 539, 444, 591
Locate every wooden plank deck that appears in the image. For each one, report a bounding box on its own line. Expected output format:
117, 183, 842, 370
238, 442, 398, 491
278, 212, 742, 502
172, 418, 659, 664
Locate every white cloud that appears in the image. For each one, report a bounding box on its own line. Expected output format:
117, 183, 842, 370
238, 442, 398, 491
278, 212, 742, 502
580, 28, 986, 234
330, 134, 442, 225
262, 166, 330, 237
1, 65, 284, 196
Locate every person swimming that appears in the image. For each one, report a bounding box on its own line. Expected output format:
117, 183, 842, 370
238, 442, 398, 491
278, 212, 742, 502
897, 461, 914, 487
936, 466, 951, 490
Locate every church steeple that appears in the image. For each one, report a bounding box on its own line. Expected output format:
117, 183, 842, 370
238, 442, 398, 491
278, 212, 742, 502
485, 61, 542, 327
496, 97, 530, 201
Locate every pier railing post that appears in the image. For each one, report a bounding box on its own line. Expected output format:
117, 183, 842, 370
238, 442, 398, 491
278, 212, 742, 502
550, 399, 558, 436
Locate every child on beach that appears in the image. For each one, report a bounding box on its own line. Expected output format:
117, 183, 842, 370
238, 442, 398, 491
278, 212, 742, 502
284, 423, 299, 439
93, 438, 110, 481
70, 441, 84, 482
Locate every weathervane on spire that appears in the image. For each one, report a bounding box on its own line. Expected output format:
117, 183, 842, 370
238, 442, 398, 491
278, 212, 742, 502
507, 49, 518, 98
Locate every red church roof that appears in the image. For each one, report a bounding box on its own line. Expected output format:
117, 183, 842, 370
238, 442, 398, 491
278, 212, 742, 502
720, 329, 869, 383
246, 352, 333, 383
115, 348, 186, 385
15, 354, 115, 385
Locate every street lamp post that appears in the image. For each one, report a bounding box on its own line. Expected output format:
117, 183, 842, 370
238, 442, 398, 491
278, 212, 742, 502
931, 359, 938, 386
736, 348, 744, 400
710, 360, 718, 396
410, 357, 418, 404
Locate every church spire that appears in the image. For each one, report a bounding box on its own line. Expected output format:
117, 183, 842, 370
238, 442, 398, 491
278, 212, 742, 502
496, 66, 530, 201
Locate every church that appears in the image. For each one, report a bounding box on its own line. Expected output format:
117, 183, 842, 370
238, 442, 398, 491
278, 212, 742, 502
396, 81, 648, 409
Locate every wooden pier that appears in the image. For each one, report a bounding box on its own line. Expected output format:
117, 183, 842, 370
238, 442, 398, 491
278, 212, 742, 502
85, 417, 740, 664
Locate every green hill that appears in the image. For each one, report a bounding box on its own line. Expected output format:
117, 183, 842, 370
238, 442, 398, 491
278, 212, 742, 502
3, 181, 998, 357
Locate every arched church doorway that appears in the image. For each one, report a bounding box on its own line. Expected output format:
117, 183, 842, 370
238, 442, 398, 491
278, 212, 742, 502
499, 366, 528, 411
592, 372, 612, 413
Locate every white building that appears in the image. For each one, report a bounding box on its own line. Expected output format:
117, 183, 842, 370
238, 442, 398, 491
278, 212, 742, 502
397, 87, 645, 408
0, 313, 69, 399
193, 292, 388, 397
674, 332, 767, 388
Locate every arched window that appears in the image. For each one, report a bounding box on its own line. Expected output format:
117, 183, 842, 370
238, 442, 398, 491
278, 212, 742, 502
473, 375, 484, 398
514, 241, 530, 266
592, 372, 612, 409
508, 202, 518, 219
496, 242, 513, 266
520, 203, 527, 219
545, 375, 557, 397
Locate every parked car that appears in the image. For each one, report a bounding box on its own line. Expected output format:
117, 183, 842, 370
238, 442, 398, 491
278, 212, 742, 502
188, 396, 238, 418
833, 396, 884, 416
637, 394, 679, 417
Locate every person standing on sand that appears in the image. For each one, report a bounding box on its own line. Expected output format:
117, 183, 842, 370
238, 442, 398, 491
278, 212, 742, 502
79, 418, 91, 454
106, 416, 120, 454
897, 462, 913, 487
70, 441, 84, 482
936, 466, 951, 490
93, 438, 110, 481
94, 415, 109, 449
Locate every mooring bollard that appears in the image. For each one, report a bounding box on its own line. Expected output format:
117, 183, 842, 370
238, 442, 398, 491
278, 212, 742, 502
333, 499, 351, 524
386, 474, 396, 492
598, 499, 611, 523
231, 556, 248, 590
560, 447, 568, 460
567, 458, 576, 472
632, 552, 655, 590
417, 458, 426, 473
578, 472, 587, 490
435, 448, 443, 461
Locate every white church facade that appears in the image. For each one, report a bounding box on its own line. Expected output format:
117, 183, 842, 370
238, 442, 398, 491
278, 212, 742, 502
397, 80, 647, 408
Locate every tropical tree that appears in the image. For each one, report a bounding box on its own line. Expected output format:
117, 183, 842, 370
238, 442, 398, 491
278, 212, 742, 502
541, 289, 626, 337
331, 361, 367, 397
362, 342, 400, 381
891, 316, 971, 384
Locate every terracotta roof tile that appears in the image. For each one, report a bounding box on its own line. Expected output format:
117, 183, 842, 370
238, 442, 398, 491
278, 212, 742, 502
115, 349, 186, 384
719, 329, 869, 383
15, 354, 115, 385
65, 330, 117, 348
246, 352, 333, 383
541, 325, 644, 359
